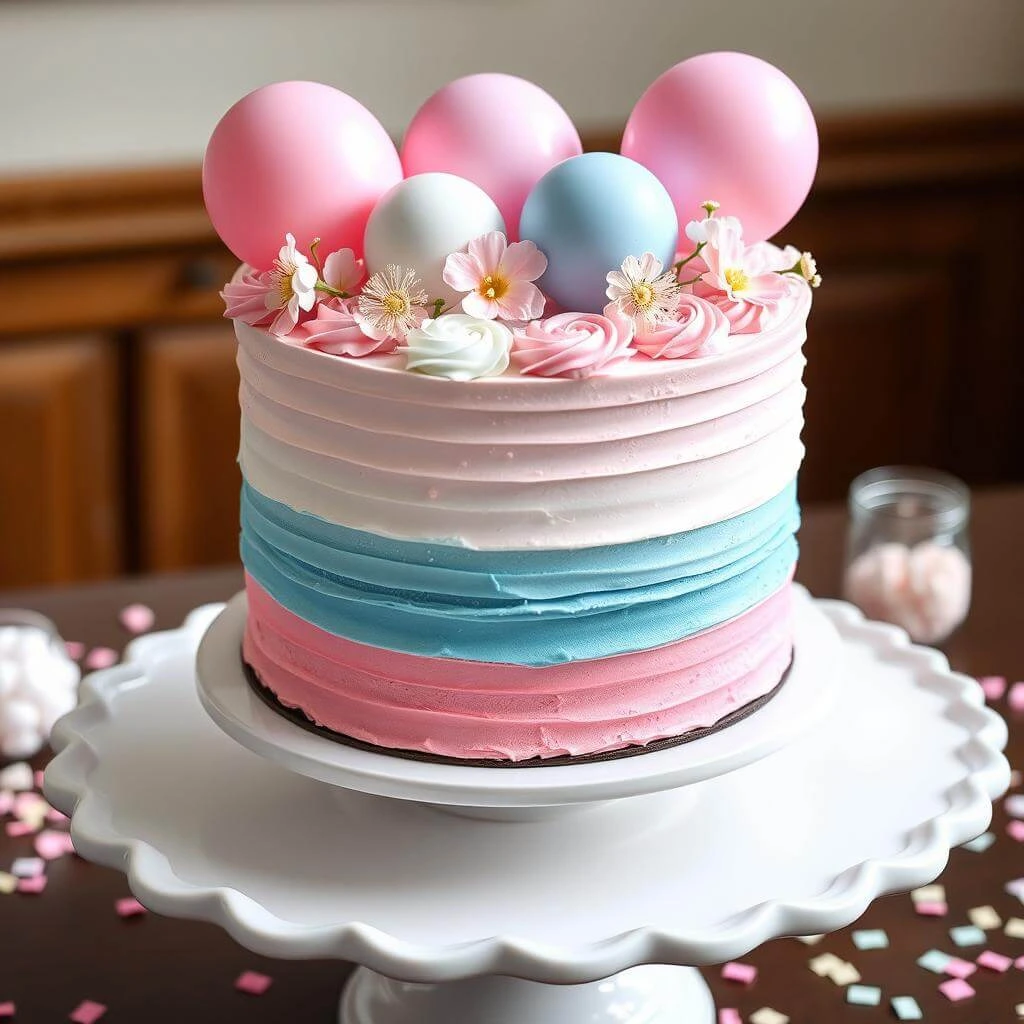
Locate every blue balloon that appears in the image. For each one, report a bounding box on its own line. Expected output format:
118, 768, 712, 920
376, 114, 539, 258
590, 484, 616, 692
519, 152, 679, 313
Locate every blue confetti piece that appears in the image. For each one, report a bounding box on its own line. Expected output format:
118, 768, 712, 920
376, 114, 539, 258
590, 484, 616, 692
847, 985, 881, 1006
891, 995, 923, 1020
961, 831, 996, 852
852, 928, 889, 950
917, 949, 953, 973
949, 924, 987, 947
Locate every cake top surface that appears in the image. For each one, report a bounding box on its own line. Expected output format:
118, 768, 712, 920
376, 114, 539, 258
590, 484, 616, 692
206, 53, 820, 383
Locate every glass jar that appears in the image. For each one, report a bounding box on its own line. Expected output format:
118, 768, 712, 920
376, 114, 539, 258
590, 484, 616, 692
843, 467, 971, 645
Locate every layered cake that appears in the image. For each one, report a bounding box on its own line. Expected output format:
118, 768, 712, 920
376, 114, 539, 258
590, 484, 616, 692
205, 54, 821, 764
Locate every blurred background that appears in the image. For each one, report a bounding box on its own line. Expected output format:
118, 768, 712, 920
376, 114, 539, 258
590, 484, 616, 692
0, 0, 1022, 589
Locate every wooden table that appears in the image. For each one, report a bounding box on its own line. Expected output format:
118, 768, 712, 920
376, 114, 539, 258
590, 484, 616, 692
2, 489, 1022, 1023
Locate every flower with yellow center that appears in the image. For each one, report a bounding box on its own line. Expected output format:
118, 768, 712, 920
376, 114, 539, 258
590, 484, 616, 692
355, 265, 430, 343
605, 253, 681, 328
443, 231, 547, 321
263, 233, 318, 337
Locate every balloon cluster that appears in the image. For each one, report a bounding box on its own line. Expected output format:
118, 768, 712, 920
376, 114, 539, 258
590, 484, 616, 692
204, 53, 818, 316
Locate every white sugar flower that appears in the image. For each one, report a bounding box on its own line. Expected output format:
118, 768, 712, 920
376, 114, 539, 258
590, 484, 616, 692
355, 265, 430, 343
265, 233, 319, 336
605, 253, 681, 328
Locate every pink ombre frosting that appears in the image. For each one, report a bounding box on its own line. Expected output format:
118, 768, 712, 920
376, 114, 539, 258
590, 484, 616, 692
511, 311, 634, 379
292, 297, 398, 357
243, 576, 795, 762
633, 293, 730, 359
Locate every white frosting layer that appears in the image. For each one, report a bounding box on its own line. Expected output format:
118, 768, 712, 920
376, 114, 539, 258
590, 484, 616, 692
236, 286, 810, 549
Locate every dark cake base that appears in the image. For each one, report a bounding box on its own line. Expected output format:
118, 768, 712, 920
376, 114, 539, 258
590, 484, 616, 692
242, 655, 791, 768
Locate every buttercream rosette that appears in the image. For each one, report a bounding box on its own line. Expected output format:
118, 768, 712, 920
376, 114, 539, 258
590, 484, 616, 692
511, 311, 635, 379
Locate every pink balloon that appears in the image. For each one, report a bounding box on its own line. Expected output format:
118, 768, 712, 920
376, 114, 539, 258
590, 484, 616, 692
203, 81, 402, 269
401, 73, 582, 240
622, 52, 818, 243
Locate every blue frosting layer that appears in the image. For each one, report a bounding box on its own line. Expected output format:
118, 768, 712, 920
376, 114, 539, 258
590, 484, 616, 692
241, 481, 799, 666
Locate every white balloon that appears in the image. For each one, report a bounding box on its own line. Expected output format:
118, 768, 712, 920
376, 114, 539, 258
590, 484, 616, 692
363, 172, 505, 307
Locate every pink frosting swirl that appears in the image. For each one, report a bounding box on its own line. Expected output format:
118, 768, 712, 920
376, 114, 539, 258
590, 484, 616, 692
293, 298, 397, 357
511, 311, 635, 379
632, 294, 730, 359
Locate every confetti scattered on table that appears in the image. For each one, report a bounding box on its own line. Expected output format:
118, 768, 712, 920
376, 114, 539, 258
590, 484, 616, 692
852, 928, 889, 950
1016, 1002, 1024, 1019
1008, 680, 1024, 711
16, 875, 46, 895
1011, 769, 1023, 787
0, 1003, 14, 1019
35, 830, 75, 861
890, 995, 923, 1020
749, 1009, 789, 1024
911, 884, 945, 903
809, 952, 843, 977
847, 984, 881, 1006
829, 961, 862, 987
943, 956, 977, 979
717, 1010, 741, 1024
1005, 917, 1024, 938
914, 900, 948, 917
968, 904, 1002, 929
0, 763, 33, 792
979, 675, 1007, 700
119, 603, 155, 634
114, 897, 146, 918
917, 949, 953, 973
10, 857, 44, 879
64, 640, 85, 660
720, 961, 757, 985
1016, 955, 1024, 970
1006, 794, 1024, 818
0, 791, 12, 816
977, 949, 1013, 972
235, 971, 273, 996
69, 1000, 107, 1024
4, 821, 36, 839
1007, 820, 1024, 842
83, 647, 118, 671
938, 977, 975, 1002
949, 925, 987, 947
961, 830, 996, 852
0, 872, 16, 895
1007, 877, 1024, 902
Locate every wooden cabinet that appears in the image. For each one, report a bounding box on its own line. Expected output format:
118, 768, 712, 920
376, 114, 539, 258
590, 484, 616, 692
0, 106, 1022, 586
0, 336, 121, 586
137, 324, 241, 572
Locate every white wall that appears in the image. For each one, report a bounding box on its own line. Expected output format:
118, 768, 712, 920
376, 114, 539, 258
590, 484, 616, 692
1, 0, 1022, 174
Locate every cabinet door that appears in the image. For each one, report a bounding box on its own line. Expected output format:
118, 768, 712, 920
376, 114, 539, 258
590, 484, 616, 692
0, 336, 121, 586
137, 324, 241, 571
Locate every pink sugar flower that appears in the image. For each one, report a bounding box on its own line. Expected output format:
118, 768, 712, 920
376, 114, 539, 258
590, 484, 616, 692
321, 247, 364, 295
697, 216, 790, 307
512, 310, 634, 379
220, 267, 276, 328
443, 231, 547, 321
293, 297, 397, 356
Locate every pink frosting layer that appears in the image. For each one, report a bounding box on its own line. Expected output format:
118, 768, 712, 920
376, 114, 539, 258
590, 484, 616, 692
242, 576, 795, 761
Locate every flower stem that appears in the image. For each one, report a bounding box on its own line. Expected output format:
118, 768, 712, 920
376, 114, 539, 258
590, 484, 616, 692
309, 237, 325, 276
678, 274, 702, 286
673, 241, 706, 276
315, 281, 348, 298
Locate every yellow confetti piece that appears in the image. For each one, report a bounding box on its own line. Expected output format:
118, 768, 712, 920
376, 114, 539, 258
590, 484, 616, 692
968, 905, 1002, 930
829, 962, 862, 987
911, 884, 945, 903
1005, 917, 1024, 939
0, 871, 16, 895
750, 1009, 789, 1024
809, 952, 843, 977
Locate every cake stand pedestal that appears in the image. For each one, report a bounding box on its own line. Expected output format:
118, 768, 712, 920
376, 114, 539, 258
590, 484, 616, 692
45, 589, 1009, 1024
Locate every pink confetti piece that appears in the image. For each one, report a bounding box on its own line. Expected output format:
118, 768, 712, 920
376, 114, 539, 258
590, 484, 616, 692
35, 830, 75, 860
84, 647, 118, 671
69, 1001, 106, 1024
915, 900, 948, 916
1015, 955, 1024, 970
119, 603, 155, 634
235, 971, 272, 995
5, 821, 36, 839
1009, 681, 1024, 712
0, 791, 13, 816
938, 977, 975, 1002
64, 640, 86, 660
718, 1010, 742, 1024
0, 1002, 14, 1018
720, 961, 757, 985
943, 957, 977, 979
115, 897, 146, 918
977, 950, 1013, 972
979, 675, 1007, 700
1008, 820, 1024, 842
33, 770, 44, 790
16, 875, 47, 895
45, 807, 68, 825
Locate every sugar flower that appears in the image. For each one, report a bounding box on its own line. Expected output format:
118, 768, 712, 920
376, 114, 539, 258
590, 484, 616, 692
355, 265, 430, 343
512, 310, 635, 379
321, 247, 364, 295
264, 233, 319, 336
293, 297, 397, 357
443, 232, 547, 321
632, 294, 730, 360
698, 217, 790, 306
220, 267, 276, 328
605, 253, 681, 329
402, 314, 513, 381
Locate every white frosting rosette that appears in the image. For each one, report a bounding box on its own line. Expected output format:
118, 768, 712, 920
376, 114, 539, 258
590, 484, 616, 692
402, 314, 513, 381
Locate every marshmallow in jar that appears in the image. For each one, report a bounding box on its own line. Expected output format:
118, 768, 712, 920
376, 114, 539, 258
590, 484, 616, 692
843, 467, 971, 645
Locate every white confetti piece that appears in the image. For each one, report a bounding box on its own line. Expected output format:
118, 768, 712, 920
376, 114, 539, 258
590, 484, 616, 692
1005, 917, 1024, 939
962, 831, 996, 852
809, 952, 843, 977
750, 1009, 789, 1024
968, 905, 1001, 930
829, 961, 862, 987
911, 884, 945, 903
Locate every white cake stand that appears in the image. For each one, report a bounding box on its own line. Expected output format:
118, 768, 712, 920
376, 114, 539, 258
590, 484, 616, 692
45, 588, 1009, 1024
